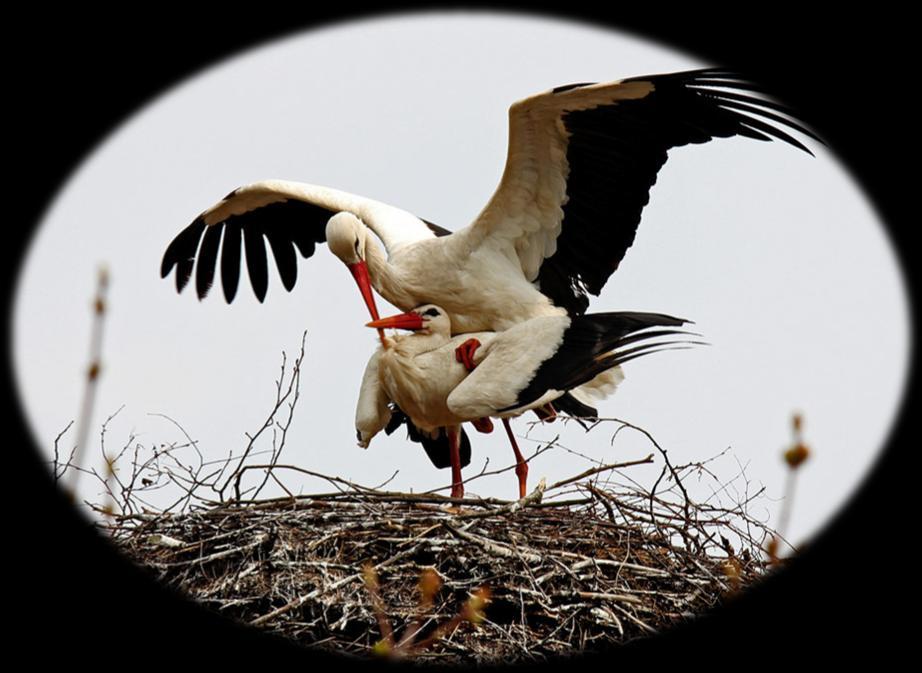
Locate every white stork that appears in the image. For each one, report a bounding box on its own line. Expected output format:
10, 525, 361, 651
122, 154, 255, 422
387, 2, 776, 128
356, 305, 693, 499
161, 68, 817, 334
159, 68, 816, 473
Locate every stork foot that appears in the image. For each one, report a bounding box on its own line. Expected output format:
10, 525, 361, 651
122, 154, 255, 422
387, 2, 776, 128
455, 338, 482, 372
471, 417, 494, 433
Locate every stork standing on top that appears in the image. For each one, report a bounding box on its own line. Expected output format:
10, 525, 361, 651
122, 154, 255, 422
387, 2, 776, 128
162, 68, 817, 330
160, 68, 818, 480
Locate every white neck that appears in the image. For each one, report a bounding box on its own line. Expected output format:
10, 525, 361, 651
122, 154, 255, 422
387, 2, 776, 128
389, 328, 450, 357
365, 237, 408, 307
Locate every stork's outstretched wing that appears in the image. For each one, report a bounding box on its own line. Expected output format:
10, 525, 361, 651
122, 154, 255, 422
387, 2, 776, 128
160, 180, 438, 302
461, 68, 821, 315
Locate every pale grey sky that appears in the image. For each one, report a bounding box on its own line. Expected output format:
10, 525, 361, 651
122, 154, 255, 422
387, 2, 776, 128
13, 12, 910, 546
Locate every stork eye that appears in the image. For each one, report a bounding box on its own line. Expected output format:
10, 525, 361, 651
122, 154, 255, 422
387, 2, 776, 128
423, 308, 440, 317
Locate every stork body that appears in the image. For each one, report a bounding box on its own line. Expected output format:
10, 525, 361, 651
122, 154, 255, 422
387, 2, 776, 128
357, 305, 692, 497
369, 234, 562, 333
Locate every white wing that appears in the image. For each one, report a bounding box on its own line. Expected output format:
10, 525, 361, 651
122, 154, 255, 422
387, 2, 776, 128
456, 68, 819, 315
355, 350, 392, 448
161, 180, 438, 302
447, 312, 692, 419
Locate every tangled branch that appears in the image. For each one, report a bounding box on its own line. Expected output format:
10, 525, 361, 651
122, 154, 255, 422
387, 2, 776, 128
52, 336, 783, 663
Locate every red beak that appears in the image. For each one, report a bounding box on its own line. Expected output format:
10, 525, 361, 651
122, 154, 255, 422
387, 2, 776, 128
366, 311, 424, 331
347, 261, 385, 343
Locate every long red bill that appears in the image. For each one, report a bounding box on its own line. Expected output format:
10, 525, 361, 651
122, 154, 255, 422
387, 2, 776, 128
366, 312, 424, 331
347, 261, 385, 343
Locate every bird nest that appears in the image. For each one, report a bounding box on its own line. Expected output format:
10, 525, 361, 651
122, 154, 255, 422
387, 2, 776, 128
102, 462, 774, 664
58, 340, 781, 664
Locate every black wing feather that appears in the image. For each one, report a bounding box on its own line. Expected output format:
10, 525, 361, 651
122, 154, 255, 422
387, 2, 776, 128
161, 217, 206, 293
536, 68, 820, 315
161, 197, 335, 302
385, 405, 471, 469
244, 226, 269, 303
266, 229, 298, 292
195, 224, 222, 300
421, 219, 453, 237
220, 222, 242, 303
499, 312, 693, 413
553, 392, 598, 418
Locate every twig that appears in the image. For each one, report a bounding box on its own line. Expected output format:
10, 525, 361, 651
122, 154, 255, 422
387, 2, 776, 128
67, 266, 109, 495
547, 455, 654, 491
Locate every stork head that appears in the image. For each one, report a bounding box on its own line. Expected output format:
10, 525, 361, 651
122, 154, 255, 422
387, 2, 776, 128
366, 304, 451, 337
325, 212, 368, 265
325, 212, 380, 323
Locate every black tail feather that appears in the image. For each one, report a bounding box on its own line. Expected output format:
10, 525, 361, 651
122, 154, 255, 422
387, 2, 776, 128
498, 311, 698, 414
553, 392, 598, 419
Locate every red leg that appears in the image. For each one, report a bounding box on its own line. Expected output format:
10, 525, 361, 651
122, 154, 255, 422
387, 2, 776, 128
471, 417, 493, 433
455, 338, 482, 372
502, 418, 528, 499
447, 426, 464, 499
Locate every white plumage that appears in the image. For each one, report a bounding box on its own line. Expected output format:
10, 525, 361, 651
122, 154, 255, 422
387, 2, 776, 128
357, 305, 692, 498
162, 68, 817, 335
159, 68, 816, 495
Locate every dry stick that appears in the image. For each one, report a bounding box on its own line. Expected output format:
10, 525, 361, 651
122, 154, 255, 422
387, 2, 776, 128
411, 587, 490, 652
100, 406, 126, 517
67, 266, 109, 496
574, 590, 643, 605
249, 542, 425, 626
441, 521, 543, 564
547, 455, 654, 492
610, 602, 656, 633
424, 438, 558, 495
157, 533, 269, 568
250, 332, 307, 501
587, 483, 618, 522
52, 420, 76, 481
452, 478, 547, 520
218, 334, 306, 502
233, 464, 382, 503
361, 565, 395, 649
99, 407, 777, 658
775, 415, 809, 555
588, 416, 697, 548
393, 568, 442, 651
603, 417, 694, 526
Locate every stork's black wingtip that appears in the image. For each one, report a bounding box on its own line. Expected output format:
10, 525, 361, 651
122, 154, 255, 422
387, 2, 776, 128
175, 273, 191, 295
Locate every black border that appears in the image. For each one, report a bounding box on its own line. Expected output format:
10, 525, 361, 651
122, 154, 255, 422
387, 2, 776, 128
6, 4, 916, 666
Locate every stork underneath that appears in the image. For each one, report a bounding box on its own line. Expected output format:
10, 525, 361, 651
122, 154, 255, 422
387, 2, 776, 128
356, 305, 694, 499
